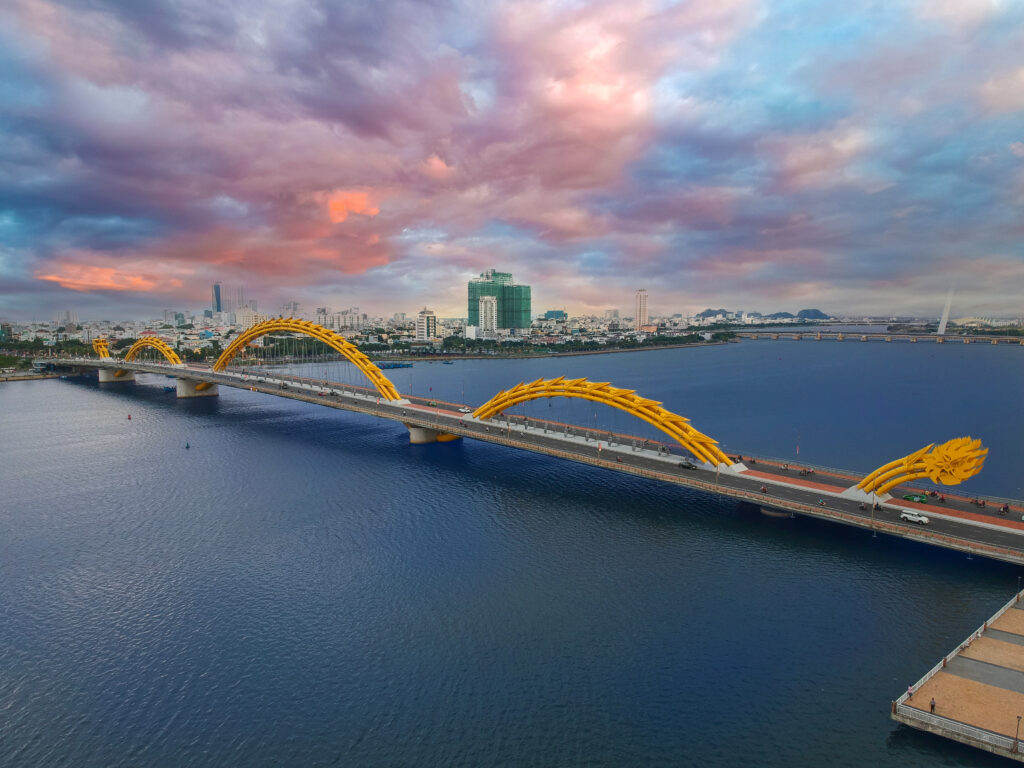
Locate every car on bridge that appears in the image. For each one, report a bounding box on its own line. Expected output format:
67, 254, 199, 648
899, 510, 930, 525
458, 407, 472, 413
902, 493, 929, 503
678, 461, 697, 470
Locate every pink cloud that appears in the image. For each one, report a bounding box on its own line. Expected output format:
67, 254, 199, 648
762, 124, 872, 191
325, 190, 380, 223
37, 264, 158, 292
419, 154, 455, 181
982, 68, 1024, 113
35, 257, 189, 293
916, 0, 1000, 32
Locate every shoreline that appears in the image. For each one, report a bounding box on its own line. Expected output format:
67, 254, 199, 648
1, 373, 61, 383
372, 340, 729, 363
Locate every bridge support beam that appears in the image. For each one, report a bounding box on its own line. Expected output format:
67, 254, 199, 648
98, 368, 134, 383
405, 424, 461, 444
176, 378, 219, 398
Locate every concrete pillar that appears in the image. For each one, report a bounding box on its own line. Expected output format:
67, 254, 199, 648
98, 368, 135, 383
176, 378, 219, 398
405, 424, 461, 443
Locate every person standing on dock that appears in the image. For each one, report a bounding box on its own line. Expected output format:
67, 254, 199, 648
930, 698, 935, 713
908, 685, 913, 699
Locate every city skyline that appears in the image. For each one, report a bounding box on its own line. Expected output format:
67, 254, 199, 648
3, 1, 1024, 320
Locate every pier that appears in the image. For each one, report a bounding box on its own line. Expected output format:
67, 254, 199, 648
893, 589, 1024, 761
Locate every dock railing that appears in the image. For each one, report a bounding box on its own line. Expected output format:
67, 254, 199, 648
897, 710, 1016, 753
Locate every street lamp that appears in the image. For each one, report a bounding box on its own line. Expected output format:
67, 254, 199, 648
1015, 715, 1021, 753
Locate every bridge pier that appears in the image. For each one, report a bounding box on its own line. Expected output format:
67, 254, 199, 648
98, 368, 134, 383
405, 424, 461, 444
176, 378, 219, 398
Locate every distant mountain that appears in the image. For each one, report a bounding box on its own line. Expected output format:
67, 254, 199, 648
693, 308, 829, 321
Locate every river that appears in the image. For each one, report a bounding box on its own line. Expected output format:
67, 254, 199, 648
1, 339, 1022, 766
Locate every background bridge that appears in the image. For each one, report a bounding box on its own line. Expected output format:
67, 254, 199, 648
741, 330, 1024, 344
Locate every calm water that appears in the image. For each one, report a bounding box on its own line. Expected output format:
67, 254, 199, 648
2, 341, 1023, 767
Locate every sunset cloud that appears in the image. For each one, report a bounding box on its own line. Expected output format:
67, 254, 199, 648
1, 0, 1023, 319
37, 264, 167, 293
326, 191, 380, 224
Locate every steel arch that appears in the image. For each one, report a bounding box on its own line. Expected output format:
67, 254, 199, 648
211, 318, 401, 401
92, 338, 111, 359
472, 376, 732, 466
122, 337, 183, 366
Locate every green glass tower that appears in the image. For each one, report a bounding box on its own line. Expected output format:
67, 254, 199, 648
468, 269, 532, 330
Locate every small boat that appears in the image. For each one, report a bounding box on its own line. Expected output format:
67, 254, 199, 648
377, 362, 413, 369
442, 361, 454, 365
163, 385, 176, 392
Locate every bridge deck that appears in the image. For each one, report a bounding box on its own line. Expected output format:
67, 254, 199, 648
892, 591, 1024, 762
39, 357, 1024, 566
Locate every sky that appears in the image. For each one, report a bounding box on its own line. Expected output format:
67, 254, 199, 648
2, 0, 1024, 321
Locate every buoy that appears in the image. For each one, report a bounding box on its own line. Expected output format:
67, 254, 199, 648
127, 414, 131, 420
185, 442, 190, 449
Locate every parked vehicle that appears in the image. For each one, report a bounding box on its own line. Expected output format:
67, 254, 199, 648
902, 493, 929, 503
458, 407, 472, 413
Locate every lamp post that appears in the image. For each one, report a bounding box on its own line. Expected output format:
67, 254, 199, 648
1015, 715, 1021, 753
871, 490, 877, 538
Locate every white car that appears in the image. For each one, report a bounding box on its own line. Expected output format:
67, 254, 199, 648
900, 510, 930, 525
458, 407, 473, 413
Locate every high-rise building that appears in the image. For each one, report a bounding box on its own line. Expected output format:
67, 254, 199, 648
235, 305, 266, 328
53, 310, 78, 329
604, 309, 619, 320
479, 296, 498, 334
212, 283, 222, 313
634, 289, 648, 329
416, 307, 437, 341
467, 269, 531, 330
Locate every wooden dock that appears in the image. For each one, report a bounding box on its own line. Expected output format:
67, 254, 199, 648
892, 589, 1024, 761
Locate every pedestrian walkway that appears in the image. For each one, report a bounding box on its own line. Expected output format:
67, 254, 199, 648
893, 591, 1024, 761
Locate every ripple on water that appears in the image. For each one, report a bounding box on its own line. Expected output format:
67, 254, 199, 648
0, 356, 1020, 767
